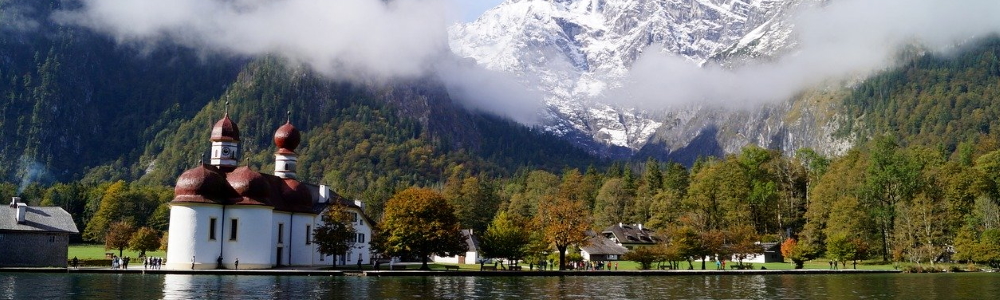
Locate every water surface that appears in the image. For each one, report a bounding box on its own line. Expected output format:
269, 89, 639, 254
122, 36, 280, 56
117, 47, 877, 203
2, 272, 998, 299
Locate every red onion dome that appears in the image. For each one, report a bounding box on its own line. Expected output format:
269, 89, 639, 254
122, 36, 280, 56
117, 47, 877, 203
226, 166, 273, 206
273, 121, 300, 153
279, 178, 313, 213
173, 165, 236, 204
211, 113, 240, 142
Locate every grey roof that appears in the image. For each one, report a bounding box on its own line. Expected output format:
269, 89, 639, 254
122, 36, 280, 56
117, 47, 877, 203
759, 242, 781, 252
580, 234, 628, 256
462, 229, 480, 252
0, 205, 79, 234
603, 223, 659, 245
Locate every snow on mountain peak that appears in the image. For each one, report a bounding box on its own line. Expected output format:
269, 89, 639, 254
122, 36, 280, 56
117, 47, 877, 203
449, 0, 797, 152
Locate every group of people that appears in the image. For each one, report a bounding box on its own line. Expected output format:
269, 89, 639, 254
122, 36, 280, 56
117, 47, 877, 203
145, 257, 164, 269
107, 256, 164, 270
110, 255, 131, 269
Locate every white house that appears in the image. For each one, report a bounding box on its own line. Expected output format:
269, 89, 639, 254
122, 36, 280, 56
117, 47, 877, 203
698, 242, 785, 264
432, 229, 480, 264
166, 106, 373, 270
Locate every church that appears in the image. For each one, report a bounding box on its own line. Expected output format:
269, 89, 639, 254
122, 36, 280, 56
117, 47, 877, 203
165, 106, 373, 270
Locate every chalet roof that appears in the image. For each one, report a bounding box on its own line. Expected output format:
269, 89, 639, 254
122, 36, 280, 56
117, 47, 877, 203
0, 205, 79, 234
603, 223, 658, 245
759, 242, 781, 252
461, 229, 480, 252
580, 233, 628, 256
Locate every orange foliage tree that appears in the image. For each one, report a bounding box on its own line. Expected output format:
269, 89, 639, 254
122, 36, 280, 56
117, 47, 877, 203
535, 195, 592, 270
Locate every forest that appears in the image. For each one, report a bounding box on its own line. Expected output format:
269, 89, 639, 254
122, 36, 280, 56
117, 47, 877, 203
5, 1, 1000, 269
12, 134, 1000, 268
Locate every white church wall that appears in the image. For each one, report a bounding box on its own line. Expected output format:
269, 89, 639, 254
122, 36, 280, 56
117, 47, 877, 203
222, 206, 273, 269
166, 203, 223, 270
272, 212, 292, 267
288, 213, 316, 266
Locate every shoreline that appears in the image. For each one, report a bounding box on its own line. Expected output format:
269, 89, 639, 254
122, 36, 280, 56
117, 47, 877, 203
1, 268, 901, 277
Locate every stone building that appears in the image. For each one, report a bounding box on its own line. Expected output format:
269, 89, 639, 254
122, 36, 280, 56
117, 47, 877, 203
0, 198, 79, 267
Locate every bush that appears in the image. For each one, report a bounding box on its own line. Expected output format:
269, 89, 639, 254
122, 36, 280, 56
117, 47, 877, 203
623, 246, 661, 270
903, 265, 944, 273
68, 259, 112, 267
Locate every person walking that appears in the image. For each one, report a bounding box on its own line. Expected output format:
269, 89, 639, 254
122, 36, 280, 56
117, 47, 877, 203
235, 258, 239, 270
71, 256, 79, 269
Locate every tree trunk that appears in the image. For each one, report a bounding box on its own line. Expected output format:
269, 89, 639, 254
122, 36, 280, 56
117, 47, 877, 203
881, 225, 890, 262
793, 259, 804, 269
119, 248, 124, 258
558, 245, 567, 270
421, 256, 430, 270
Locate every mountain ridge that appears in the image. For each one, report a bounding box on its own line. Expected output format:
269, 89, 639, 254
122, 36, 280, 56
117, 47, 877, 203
450, 0, 805, 156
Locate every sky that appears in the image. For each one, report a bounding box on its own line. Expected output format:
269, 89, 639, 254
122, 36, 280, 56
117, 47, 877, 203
455, 0, 504, 22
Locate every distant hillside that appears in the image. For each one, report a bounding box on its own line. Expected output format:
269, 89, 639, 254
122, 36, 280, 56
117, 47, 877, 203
841, 37, 1000, 155
0, 0, 244, 183
0, 1, 601, 211
133, 58, 600, 214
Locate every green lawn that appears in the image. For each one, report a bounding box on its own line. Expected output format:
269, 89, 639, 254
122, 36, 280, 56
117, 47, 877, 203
68, 244, 166, 260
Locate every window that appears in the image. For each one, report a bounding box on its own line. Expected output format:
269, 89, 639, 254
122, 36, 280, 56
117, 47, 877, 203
230, 219, 238, 240
209, 218, 217, 240
357, 233, 365, 243
278, 224, 284, 243
49, 235, 55, 242
305, 225, 311, 245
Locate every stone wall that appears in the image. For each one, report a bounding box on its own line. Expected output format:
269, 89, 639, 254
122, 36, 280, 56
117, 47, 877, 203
0, 232, 70, 267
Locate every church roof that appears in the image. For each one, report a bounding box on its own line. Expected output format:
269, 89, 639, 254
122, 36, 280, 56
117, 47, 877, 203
210, 112, 240, 142
173, 164, 238, 205
274, 120, 301, 153
0, 205, 79, 234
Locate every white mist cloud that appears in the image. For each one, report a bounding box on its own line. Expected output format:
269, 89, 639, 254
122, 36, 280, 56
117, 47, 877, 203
436, 58, 545, 125
612, 0, 1000, 110
52, 0, 544, 123
53, 0, 455, 79
48, 0, 1000, 124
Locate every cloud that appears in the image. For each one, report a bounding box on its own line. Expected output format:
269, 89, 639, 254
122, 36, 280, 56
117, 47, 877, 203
1, 1, 41, 33
52, 0, 544, 123
436, 57, 545, 125
53, 0, 456, 79
47, 0, 1000, 124
611, 0, 1000, 110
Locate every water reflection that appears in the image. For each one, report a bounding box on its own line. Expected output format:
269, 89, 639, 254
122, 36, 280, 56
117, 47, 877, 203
3, 272, 1000, 299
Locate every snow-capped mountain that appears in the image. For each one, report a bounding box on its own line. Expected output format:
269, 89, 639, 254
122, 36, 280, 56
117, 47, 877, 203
449, 0, 818, 157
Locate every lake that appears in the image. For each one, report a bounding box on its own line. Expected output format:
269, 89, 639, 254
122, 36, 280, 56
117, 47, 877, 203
2, 272, 998, 299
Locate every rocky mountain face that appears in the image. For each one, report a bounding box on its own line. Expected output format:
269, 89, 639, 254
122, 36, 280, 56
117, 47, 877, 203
450, 0, 852, 160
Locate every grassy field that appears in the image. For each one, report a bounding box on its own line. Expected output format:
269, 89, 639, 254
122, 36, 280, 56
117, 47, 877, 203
340, 260, 902, 272
68, 244, 955, 272
68, 244, 166, 260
